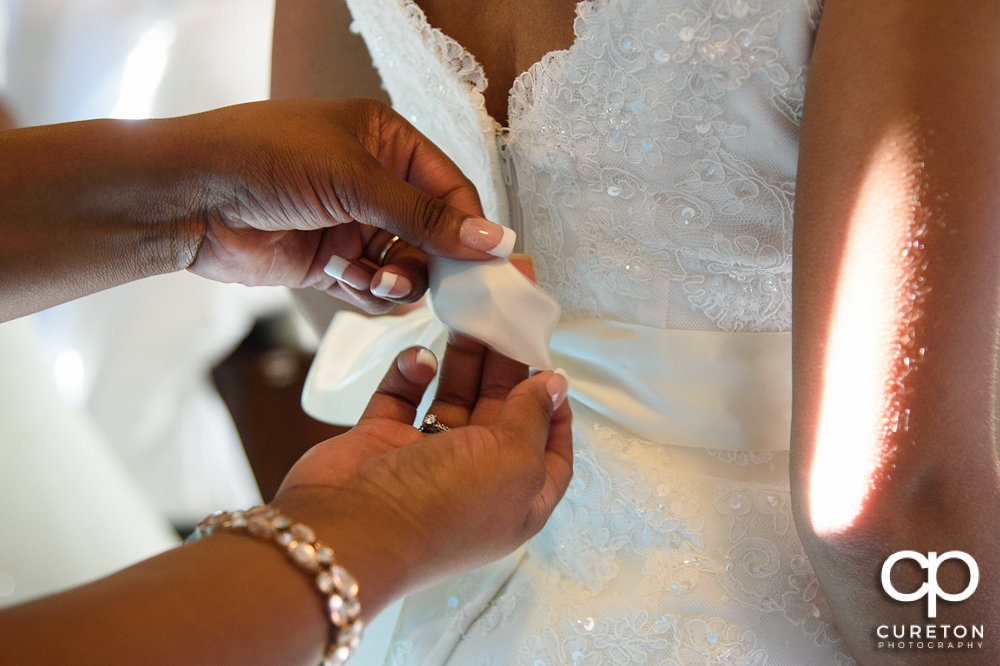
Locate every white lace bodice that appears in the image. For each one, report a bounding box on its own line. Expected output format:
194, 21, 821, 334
340, 2, 855, 665
346, 0, 821, 332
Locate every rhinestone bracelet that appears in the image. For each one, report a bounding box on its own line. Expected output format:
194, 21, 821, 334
186, 505, 363, 665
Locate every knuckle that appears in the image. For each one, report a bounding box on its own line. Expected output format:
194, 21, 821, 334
348, 97, 391, 144
433, 386, 478, 413
375, 362, 418, 407
525, 461, 547, 493
523, 383, 555, 421
412, 195, 451, 246
463, 424, 497, 451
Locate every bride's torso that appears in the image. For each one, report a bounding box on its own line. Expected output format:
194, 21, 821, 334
340, 3, 858, 664
346, 0, 820, 332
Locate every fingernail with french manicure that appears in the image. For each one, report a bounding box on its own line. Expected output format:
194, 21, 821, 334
324, 255, 370, 290
460, 217, 516, 258
400, 347, 438, 383
546, 369, 569, 410
371, 271, 413, 299
415, 348, 438, 374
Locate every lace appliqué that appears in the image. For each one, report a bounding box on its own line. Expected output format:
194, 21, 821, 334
521, 422, 853, 663
517, 607, 777, 666
345, 0, 507, 224
510, 0, 822, 331
519, 608, 676, 666
706, 449, 777, 466
346, 0, 854, 664
715, 483, 853, 660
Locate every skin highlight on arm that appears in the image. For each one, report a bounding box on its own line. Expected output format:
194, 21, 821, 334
792, 0, 1000, 662
808, 122, 932, 536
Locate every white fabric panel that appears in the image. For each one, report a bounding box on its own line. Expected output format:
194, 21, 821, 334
0, 317, 179, 608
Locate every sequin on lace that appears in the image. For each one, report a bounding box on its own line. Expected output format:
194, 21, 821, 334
345, 0, 855, 664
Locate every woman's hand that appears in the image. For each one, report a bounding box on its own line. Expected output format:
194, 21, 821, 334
0, 98, 512, 320
275, 257, 572, 616
0, 341, 570, 666
274, 346, 571, 616
0, 255, 567, 666
181, 98, 513, 313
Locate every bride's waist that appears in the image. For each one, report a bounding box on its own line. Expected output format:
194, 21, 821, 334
303, 310, 792, 452
551, 318, 792, 452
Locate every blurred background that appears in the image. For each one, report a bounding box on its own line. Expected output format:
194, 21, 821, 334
0, 0, 349, 609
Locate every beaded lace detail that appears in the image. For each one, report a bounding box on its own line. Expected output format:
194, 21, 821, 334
506, 0, 821, 331
351, 0, 820, 332
346, 0, 510, 228
345, 0, 854, 664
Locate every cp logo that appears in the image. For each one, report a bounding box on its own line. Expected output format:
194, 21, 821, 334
881, 551, 979, 618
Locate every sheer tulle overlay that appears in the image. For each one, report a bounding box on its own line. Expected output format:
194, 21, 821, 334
309, 0, 856, 663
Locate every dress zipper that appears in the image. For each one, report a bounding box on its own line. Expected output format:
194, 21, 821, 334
495, 126, 524, 254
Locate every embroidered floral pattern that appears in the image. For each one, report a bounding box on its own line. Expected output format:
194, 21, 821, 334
611, 469, 705, 555
345, 0, 854, 664
706, 449, 776, 466
506, 0, 823, 331
519, 609, 675, 666
676, 620, 768, 666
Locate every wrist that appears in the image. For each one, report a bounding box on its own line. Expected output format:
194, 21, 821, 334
188, 503, 369, 664
115, 115, 210, 274
271, 486, 418, 620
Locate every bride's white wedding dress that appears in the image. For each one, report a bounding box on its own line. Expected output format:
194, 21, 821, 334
308, 0, 857, 663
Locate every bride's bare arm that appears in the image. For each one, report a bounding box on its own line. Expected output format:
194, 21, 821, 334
271, 0, 387, 102
791, 0, 1000, 663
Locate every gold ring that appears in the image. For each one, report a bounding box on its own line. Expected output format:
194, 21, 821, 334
377, 235, 401, 266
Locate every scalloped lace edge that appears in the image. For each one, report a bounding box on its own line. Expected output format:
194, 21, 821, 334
396, 0, 608, 127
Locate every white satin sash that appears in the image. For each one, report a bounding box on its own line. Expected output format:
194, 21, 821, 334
302, 308, 792, 452
302, 255, 561, 424
549, 319, 792, 451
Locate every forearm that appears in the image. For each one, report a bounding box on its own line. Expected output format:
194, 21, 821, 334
792, 0, 1000, 661
0, 490, 406, 666
0, 535, 327, 666
0, 118, 210, 321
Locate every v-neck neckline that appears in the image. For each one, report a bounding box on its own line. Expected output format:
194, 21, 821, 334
400, 0, 601, 129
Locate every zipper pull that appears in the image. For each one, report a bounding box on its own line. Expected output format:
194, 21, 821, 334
494, 127, 523, 253
496, 127, 514, 186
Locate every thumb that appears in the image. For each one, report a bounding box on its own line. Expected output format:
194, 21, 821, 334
490, 369, 573, 537
349, 103, 516, 261
350, 154, 515, 261
360, 346, 439, 425
490, 369, 569, 457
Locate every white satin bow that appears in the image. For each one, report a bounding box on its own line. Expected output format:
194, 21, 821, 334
428, 256, 560, 370
302, 256, 561, 426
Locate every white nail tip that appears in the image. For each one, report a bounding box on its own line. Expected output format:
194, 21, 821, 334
323, 255, 351, 280
371, 271, 398, 298
555, 368, 569, 381
415, 348, 438, 373
487, 226, 517, 258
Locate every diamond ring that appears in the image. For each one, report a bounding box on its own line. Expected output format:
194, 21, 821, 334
419, 414, 451, 434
